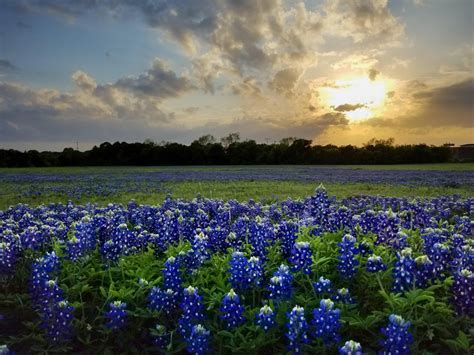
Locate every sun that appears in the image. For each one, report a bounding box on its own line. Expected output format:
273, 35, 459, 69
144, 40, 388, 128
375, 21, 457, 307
321, 77, 388, 121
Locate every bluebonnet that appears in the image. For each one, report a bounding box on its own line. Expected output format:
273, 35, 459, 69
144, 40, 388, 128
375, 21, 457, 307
0, 241, 16, 274
43, 300, 75, 343
65, 235, 85, 261
286, 305, 309, 354
333, 288, 354, 304
228, 252, 249, 291
339, 340, 362, 355
151, 324, 170, 349
220, 289, 246, 329
366, 255, 387, 273
414, 255, 435, 288
179, 286, 205, 337
148, 287, 179, 315
268, 265, 293, 302
392, 248, 415, 293
186, 324, 210, 355
379, 314, 413, 355
190, 232, 211, 268
105, 301, 127, 330
289, 241, 313, 274
313, 276, 332, 295
74, 216, 96, 251
255, 305, 276, 332
358, 240, 373, 256
428, 243, 450, 279
163, 256, 182, 293
277, 221, 299, 258
248, 217, 273, 260
311, 299, 341, 345
247, 256, 263, 287
337, 234, 359, 279
451, 269, 473, 316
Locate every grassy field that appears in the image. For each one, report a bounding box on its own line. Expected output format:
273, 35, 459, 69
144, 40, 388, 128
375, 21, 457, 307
0, 178, 473, 210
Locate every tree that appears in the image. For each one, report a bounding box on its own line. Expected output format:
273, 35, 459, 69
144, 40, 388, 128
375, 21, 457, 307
194, 134, 216, 146
220, 132, 240, 148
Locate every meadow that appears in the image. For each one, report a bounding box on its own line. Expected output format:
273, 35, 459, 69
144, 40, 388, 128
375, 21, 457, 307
0, 164, 473, 354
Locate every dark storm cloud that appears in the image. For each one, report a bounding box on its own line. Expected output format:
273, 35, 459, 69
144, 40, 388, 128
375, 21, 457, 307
332, 103, 366, 112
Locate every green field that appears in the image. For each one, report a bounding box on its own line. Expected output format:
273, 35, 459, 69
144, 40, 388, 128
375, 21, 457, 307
0, 164, 473, 209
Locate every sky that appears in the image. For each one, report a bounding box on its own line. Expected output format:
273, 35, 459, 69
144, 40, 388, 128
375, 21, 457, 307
0, 0, 472, 151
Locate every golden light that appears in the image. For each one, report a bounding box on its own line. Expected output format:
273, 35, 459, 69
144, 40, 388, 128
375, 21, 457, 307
321, 77, 388, 121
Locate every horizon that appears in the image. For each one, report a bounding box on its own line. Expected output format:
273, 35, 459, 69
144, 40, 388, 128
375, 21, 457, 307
1, 0, 473, 151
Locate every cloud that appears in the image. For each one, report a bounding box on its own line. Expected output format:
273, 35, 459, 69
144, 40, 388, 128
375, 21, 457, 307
268, 67, 303, 96
364, 78, 473, 129
0, 58, 194, 140
0, 59, 17, 71
316, 112, 349, 125
114, 59, 194, 99
332, 54, 379, 70
230, 77, 262, 97
332, 103, 366, 112
324, 0, 405, 45
368, 68, 380, 81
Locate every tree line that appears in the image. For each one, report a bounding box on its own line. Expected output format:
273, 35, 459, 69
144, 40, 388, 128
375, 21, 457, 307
0, 134, 454, 167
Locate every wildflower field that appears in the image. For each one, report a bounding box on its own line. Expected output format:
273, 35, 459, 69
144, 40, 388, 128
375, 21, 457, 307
0, 166, 473, 354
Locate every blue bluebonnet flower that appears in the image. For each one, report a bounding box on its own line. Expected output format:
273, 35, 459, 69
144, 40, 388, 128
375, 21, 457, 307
163, 256, 182, 294
380, 314, 413, 355
339, 340, 362, 355
148, 286, 179, 315
366, 255, 387, 273
248, 218, 271, 261
428, 243, 450, 279
451, 269, 473, 316
65, 235, 85, 261
333, 288, 354, 304
337, 234, 359, 279
255, 305, 276, 332
392, 248, 415, 293
43, 300, 75, 343
286, 305, 309, 354
289, 242, 313, 274
0, 242, 16, 274
414, 255, 435, 288
311, 299, 341, 345
277, 221, 299, 258
247, 256, 263, 287
179, 286, 205, 337
151, 324, 170, 349
228, 252, 249, 291
220, 289, 246, 329
268, 265, 293, 302
186, 324, 210, 355
313, 276, 332, 295
75, 216, 96, 251
358, 240, 373, 256
105, 301, 127, 330
190, 232, 211, 268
